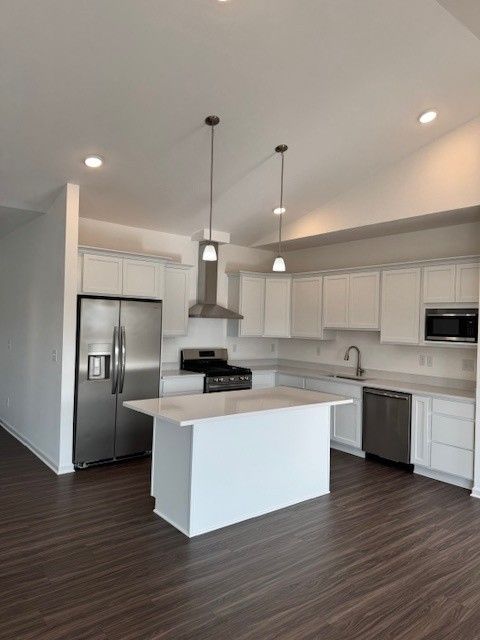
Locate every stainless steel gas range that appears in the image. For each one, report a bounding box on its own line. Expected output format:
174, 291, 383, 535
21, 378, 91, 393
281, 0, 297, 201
180, 348, 252, 393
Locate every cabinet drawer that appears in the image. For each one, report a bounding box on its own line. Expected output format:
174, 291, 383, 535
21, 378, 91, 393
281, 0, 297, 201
430, 442, 473, 480
431, 414, 474, 450
276, 374, 305, 389
161, 377, 204, 396
432, 398, 474, 420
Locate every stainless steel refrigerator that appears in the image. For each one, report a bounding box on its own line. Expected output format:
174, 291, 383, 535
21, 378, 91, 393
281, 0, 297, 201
73, 296, 162, 468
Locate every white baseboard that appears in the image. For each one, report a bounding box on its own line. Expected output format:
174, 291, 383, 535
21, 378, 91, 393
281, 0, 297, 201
331, 441, 366, 458
0, 419, 74, 475
414, 465, 473, 490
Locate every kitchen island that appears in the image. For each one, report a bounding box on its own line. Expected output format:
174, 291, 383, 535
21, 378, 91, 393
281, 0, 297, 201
125, 386, 352, 537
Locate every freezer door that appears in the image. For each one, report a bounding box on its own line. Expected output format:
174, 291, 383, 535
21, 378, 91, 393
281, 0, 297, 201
115, 300, 162, 457
74, 298, 120, 465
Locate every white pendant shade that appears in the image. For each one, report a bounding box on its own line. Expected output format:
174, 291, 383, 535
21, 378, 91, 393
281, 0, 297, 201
272, 256, 286, 272
202, 243, 217, 262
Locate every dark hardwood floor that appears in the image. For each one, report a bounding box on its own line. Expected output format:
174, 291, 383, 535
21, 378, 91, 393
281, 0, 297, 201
2, 427, 480, 640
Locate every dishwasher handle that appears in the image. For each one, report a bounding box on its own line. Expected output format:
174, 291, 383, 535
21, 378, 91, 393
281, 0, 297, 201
363, 388, 411, 401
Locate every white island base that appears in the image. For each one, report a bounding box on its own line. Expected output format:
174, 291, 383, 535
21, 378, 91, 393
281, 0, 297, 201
125, 387, 352, 537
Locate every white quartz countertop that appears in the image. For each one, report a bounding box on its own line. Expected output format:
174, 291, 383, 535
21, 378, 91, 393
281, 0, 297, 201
245, 363, 475, 402
124, 386, 352, 426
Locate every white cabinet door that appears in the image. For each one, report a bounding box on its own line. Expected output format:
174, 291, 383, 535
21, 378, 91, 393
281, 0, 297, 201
239, 276, 265, 337
163, 266, 190, 336
456, 263, 479, 303
252, 371, 276, 389
348, 271, 380, 329
332, 399, 362, 448
380, 268, 421, 344
430, 442, 473, 480
423, 265, 456, 303
264, 277, 291, 337
276, 373, 305, 388
291, 276, 322, 338
122, 259, 164, 299
82, 253, 123, 295
410, 395, 431, 467
323, 274, 349, 328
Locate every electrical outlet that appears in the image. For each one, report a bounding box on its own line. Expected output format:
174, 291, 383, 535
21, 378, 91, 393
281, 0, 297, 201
462, 359, 475, 372
316, 345, 321, 356
232, 343, 237, 353
6, 397, 10, 408
270, 343, 276, 353
7, 339, 12, 351
51, 349, 58, 363
426, 355, 433, 368
418, 354, 425, 366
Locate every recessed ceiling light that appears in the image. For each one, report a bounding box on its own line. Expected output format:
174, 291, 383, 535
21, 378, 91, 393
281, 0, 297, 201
273, 207, 286, 215
418, 110, 437, 125
84, 155, 103, 168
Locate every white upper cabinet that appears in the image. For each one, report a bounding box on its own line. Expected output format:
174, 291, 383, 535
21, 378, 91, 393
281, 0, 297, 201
238, 275, 265, 337
163, 264, 191, 337
264, 277, 291, 337
81, 253, 123, 295
456, 263, 479, 303
79, 251, 165, 299
348, 271, 380, 329
323, 274, 349, 328
380, 268, 421, 344
423, 262, 479, 303
323, 271, 379, 330
423, 264, 456, 303
122, 258, 164, 299
291, 276, 323, 339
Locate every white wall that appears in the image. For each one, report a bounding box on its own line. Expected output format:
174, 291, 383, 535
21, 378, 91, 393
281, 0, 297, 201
285, 221, 480, 272
0, 184, 79, 473
257, 115, 480, 246
278, 333, 475, 382
79, 218, 276, 364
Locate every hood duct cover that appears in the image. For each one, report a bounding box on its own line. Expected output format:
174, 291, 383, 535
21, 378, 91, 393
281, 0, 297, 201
189, 242, 243, 319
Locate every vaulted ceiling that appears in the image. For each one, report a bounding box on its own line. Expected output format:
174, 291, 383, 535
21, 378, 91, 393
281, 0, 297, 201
2, 0, 480, 245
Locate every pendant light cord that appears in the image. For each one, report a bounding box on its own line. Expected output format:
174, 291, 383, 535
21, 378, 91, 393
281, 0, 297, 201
209, 124, 214, 242
278, 151, 285, 255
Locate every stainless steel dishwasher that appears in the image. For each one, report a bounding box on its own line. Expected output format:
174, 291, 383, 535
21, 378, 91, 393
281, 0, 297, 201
362, 388, 412, 464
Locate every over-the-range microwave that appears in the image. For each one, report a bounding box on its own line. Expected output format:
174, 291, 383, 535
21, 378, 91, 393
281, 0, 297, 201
425, 308, 478, 343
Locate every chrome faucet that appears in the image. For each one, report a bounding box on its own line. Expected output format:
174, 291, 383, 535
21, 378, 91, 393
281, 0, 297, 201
344, 345, 364, 378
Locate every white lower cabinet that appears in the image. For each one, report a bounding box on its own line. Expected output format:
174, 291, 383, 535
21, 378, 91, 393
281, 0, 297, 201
252, 371, 276, 389
161, 376, 204, 397
332, 399, 362, 449
410, 395, 431, 467
411, 395, 474, 484
305, 377, 362, 450
276, 373, 305, 389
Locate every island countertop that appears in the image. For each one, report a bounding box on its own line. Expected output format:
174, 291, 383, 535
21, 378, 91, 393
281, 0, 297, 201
124, 386, 352, 426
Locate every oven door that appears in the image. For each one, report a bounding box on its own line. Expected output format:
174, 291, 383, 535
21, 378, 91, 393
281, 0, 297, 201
425, 309, 478, 343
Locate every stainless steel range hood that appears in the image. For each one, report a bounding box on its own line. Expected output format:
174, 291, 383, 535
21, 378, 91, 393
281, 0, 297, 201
189, 241, 243, 319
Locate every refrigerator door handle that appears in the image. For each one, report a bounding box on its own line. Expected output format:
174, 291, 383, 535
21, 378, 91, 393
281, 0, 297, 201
119, 326, 126, 393
111, 326, 119, 394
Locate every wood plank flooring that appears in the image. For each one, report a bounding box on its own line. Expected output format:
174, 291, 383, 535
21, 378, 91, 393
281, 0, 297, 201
2, 427, 480, 640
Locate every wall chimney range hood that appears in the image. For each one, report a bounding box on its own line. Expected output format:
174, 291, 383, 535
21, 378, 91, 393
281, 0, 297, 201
189, 241, 243, 319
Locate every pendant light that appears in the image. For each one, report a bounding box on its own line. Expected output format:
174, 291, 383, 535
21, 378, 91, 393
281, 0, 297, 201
202, 115, 220, 262
272, 144, 288, 272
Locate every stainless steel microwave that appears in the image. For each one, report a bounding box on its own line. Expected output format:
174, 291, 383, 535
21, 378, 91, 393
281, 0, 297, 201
425, 308, 478, 343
